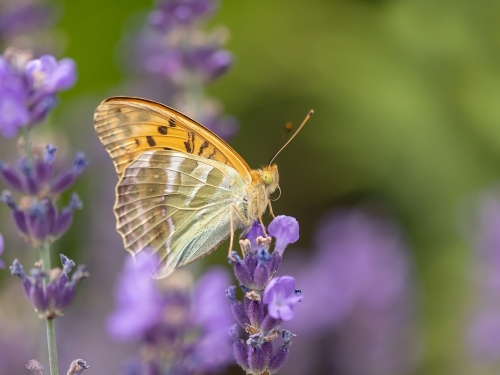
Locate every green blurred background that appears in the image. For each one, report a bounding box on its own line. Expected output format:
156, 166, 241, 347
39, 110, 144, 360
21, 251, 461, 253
3, 0, 500, 374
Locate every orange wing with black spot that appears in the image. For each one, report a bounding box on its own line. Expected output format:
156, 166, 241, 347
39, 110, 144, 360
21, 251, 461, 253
93, 96, 252, 181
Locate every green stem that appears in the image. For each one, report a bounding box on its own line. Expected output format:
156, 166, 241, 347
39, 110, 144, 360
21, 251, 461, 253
21, 127, 34, 166
39, 243, 59, 375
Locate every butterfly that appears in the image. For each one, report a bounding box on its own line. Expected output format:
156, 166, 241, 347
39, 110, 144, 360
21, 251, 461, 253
94, 97, 312, 278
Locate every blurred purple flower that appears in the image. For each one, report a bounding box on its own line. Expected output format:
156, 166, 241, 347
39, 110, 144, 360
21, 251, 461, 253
107, 253, 162, 341
149, 0, 218, 31
25, 55, 76, 94
0, 49, 77, 138
108, 255, 234, 374
119, 0, 237, 140
0, 1, 55, 37
465, 190, 500, 364
10, 254, 88, 319
279, 208, 419, 375
263, 276, 302, 321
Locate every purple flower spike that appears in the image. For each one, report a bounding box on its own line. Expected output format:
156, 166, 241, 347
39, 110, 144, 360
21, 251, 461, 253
268, 331, 293, 373
107, 253, 163, 341
0, 233, 4, 268
268, 215, 299, 255
263, 276, 302, 321
10, 255, 87, 319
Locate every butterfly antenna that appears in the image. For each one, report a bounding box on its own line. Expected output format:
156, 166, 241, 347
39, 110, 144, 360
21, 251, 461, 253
268, 109, 314, 165
269, 121, 294, 164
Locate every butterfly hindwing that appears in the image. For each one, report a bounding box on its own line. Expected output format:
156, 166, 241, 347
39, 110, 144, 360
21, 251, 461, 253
114, 150, 247, 278
94, 96, 251, 181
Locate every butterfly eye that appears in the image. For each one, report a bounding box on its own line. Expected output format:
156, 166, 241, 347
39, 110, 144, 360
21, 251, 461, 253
261, 171, 273, 185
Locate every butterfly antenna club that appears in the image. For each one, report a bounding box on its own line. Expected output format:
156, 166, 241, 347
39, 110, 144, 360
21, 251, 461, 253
268, 109, 314, 165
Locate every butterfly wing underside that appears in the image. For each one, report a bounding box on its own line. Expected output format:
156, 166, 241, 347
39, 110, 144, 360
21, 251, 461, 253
116, 150, 247, 279
94, 97, 252, 278
93, 96, 251, 179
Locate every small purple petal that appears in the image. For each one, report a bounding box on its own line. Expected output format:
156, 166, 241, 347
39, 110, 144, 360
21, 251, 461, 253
268, 215, 299, 255
263, 276, 302, 321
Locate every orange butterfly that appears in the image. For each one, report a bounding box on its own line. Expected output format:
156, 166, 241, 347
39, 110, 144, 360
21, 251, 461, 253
94, 97, 311, 278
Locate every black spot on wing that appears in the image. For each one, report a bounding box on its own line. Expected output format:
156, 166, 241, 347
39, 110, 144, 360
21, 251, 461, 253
146, 136, 156, 146
198, 141, 209, 156
168, 117, 176, 127
135, 139, 140, 146
184, 132, 195, 154
158, 126, 168, 135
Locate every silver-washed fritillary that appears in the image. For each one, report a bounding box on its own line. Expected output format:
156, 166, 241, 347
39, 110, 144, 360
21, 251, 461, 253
94, 97, 311, 279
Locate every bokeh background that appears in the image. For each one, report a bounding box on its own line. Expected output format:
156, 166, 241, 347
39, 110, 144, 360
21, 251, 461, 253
2, 0, 500, 374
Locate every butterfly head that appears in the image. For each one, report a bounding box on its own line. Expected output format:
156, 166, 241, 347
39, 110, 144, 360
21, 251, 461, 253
260, 164, 279, 195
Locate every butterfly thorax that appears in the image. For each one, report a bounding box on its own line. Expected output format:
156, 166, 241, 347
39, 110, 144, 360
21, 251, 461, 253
246, 164, 279, 223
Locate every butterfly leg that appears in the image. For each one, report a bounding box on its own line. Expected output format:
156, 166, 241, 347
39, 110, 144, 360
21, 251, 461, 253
230, 204, 248, 258
256, 187, 269, 237
228, 207, 237, 262
268, 200, 276, 219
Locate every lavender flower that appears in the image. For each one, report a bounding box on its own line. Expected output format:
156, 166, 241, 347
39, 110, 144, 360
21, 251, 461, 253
0, 48, 76, 138
107, 252, 234, 374
0, 145, 86, 247
278, 208, 419, 375
120, 0, 237, 139
0, 0, 59, 54
148, 0, 217, 30
227, 215, 302, 374
10, 254, 88, 319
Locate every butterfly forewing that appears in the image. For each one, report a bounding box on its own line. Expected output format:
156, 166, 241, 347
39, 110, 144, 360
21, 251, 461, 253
94, 97, 252, 180
114, 150, 247, 278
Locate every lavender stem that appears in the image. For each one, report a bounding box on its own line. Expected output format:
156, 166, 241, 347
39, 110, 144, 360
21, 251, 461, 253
39, 243, 59, 375
21, 127, 34, 167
